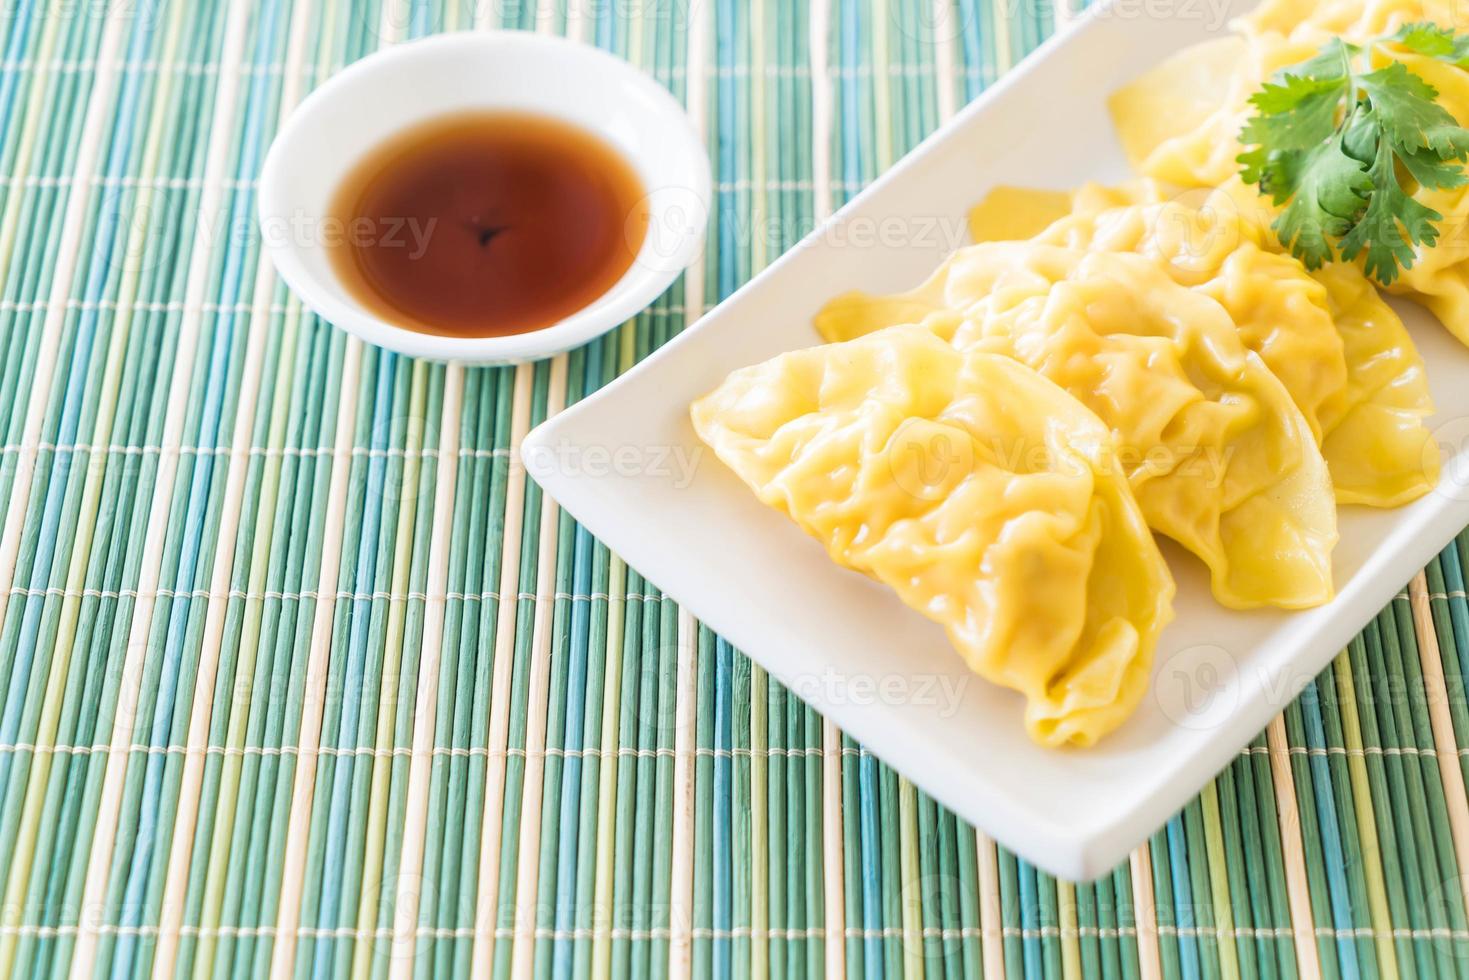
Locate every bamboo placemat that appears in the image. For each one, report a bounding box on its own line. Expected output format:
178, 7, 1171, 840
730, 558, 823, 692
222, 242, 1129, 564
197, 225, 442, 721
1, 0, 1468, 978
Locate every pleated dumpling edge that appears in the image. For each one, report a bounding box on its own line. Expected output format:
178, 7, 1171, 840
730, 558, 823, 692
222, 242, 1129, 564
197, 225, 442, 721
965, 181, 1440, 509
815, 244, 1340, 610
690, 326, 1176, 748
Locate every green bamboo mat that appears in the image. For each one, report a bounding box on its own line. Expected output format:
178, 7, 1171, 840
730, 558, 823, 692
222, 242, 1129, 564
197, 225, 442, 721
1, 0, 1468, 978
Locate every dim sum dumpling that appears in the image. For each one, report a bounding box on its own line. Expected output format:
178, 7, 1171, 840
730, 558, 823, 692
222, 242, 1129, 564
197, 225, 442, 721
971, 183, 1348, 443
690, 326, 1175, 747
1107, 36, 1264, 189
1313, 262, 1441, 505
1366, 51, 1469, 346
967, 181, 1439, 505
818, 245, 1339, 609
1109, 16, 1469, 349
1107, 0, 1435, 188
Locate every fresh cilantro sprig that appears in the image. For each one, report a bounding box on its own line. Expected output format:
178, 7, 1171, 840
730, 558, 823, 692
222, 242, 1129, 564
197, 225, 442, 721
1391, 22, 1469, 66
1237, 25, 1469, 284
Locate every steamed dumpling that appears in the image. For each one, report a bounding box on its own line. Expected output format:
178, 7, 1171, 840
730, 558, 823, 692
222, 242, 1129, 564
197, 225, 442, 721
818, 245, 1339, 609
690, 326, 1175, 747
1106, 0, 1412, 189
1370, 51, 1469, 346
1107, 35, 1265, 189
967, 182, 1439, 506
970, 183, 1349, 443
1109, 9, 1469, 346
1106, 0, 1417, 188
1313, 262, 1441, 505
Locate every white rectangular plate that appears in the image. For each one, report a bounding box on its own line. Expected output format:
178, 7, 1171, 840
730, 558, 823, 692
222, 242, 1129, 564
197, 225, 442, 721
523, 0, 1469, 879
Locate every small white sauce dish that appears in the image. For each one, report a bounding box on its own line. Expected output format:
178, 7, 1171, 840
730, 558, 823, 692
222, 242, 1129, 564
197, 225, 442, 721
258, 31, 711, 364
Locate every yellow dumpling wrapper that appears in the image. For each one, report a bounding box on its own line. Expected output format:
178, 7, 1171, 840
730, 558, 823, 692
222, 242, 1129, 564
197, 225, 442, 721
963, 187, 1071, 242
1366, 52, 1469, 347
968, 182, 1439, 506
1239, 0, 1469, 44
818, 245, 1339, 609
972, 184, 1348, 441
1108, 32, 1340, 189
1107, 0, 1432, 187
1313, 263, 1442, 506
690, 327, 1175, 747
1107, 36, 1262, 189
1109, 14, 1469, 349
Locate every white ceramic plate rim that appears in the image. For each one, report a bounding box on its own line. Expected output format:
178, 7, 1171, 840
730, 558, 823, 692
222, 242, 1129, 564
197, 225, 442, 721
521, 0, 1469, 879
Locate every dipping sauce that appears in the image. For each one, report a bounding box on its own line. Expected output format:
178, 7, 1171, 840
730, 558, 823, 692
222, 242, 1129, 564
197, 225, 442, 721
328, 110, 649, 338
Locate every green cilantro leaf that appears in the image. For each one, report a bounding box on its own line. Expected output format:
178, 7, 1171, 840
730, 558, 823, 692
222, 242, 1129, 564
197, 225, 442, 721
1271, 130, 1371, 269
1340, 102, 1381, 163
1241, 73, 1350, 152
1237, 142, 1273, 190
1237, 27, 1469, 284
1357, 61, 1469, 156
1399, 143, 1469, 189
1291, 38, 1356, 80
1339, 124, 1444, 283
1389, 22, 1469, 65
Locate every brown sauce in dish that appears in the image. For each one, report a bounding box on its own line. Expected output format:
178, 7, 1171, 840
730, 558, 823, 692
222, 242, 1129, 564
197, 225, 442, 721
328, 110, 649, 338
